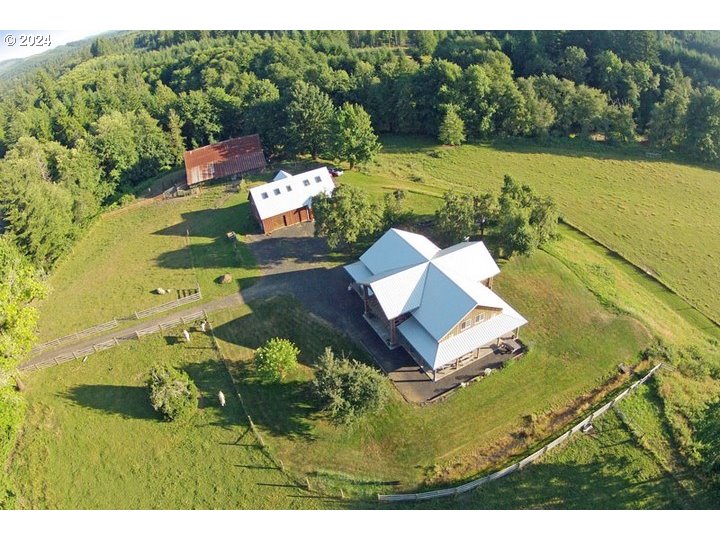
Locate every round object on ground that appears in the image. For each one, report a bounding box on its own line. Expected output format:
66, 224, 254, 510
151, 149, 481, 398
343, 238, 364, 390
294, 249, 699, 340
155, 287, 167, 295
219, 274, 233, 284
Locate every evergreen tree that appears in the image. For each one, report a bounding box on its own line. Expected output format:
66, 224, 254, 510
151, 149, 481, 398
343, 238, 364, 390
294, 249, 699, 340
166, 109, 186, 166
438, 107, 466, 145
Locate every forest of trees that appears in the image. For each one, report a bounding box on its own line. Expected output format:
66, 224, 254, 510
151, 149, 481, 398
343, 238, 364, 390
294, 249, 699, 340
1, 30, 720, 272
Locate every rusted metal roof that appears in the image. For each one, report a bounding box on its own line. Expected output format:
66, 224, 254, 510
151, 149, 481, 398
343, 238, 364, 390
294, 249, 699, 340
184, 134, 266, 185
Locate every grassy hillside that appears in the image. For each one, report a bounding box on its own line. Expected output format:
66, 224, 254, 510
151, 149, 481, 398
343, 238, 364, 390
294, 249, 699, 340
35, 183, 259, 341
341, 136, 720, 324
8, 331, 333, 509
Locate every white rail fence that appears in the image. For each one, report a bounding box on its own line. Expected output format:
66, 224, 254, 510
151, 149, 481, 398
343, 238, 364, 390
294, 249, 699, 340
134, 289, 201, 319
30, 287, 202, 358
30, 319, 120, 355
378, 363, 663, 503
21, 311, 207, 372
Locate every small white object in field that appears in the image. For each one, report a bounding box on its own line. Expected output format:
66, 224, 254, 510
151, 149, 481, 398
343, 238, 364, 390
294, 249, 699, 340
182, 329, 191, 342
218, 391, 226, 407
200, 321, 207, 332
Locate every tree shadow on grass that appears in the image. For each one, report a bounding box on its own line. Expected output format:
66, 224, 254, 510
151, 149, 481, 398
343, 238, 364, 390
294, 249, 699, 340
61, 385, 161, 421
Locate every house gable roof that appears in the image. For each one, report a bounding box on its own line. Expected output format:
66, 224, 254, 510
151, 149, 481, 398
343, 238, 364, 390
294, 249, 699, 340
344, 228, 528, 370
248, 167, 335, 220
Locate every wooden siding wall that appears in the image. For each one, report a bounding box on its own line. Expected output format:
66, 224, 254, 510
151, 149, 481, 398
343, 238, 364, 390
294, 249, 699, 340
440, 306, 502, 342
261, 206, 312, 234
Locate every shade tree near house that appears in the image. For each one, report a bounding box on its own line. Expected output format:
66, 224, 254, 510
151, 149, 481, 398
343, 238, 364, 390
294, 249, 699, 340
312, 184, 382, 250
312, 347, 389, 424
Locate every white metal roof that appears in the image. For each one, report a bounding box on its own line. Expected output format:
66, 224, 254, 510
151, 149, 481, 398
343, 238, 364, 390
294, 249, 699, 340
359, 228, 440, 275
346, 228, 527, 370
433, 241, 500, 282
344, 260, 374, 284
273, 170, 292, 181
399, 310, 527, 370
365, 263, 429, 319
249, 167, 335, 220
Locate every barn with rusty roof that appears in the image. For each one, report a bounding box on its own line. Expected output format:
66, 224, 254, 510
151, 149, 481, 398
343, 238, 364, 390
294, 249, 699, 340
184, 134, 266, 186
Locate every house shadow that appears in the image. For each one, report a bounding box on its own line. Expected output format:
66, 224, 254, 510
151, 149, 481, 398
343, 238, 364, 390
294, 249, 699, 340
152, 202, 258, 239
61, 385, 161, 421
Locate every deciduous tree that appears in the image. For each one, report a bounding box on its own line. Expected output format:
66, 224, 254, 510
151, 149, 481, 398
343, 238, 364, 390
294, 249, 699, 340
333, 103, 381, 168
312, 185, 382, 250
254, 338, 300, 383
285, 81, 335, 159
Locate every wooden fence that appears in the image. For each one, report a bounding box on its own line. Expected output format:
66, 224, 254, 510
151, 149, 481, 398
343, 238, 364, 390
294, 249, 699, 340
133, 288, 201, 319
378, 363, 663, 503
21, 311, 207, 372
31, 319, 119, 355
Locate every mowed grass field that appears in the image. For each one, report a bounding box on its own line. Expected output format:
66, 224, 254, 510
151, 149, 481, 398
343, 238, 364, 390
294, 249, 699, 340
8, 331, 334, 509
338, 136, 720, 324
36, 184, 260, 341
211, 240, 651, 488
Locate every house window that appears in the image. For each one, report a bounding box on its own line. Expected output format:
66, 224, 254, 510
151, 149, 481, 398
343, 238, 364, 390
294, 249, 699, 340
273, 188, 281, 195
315, 176, 322, 183
261, 192, 269, 199
461, 321, 469, 330
475, 313, 486, 324
303, 179, 311, 186
286, 185, 293, 192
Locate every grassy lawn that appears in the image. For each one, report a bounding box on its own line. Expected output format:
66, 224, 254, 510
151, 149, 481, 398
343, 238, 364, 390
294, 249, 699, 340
337, 136, 720, 324
8, 330, 334, 509
211, 243, 650, 489
36, 183, 260, 341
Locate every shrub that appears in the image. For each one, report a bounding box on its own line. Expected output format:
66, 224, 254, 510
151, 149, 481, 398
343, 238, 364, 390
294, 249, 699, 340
254, 338, 300, 383
148, 363, 199, 421
313, 347, 389, 424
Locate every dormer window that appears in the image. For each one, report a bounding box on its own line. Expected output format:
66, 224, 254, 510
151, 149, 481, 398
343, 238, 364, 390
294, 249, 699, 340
315, 176, 322, 183
273, 188, 281, 195
303, 179, 311, 186
261, 192, 269, 199
286, 185, 292, 192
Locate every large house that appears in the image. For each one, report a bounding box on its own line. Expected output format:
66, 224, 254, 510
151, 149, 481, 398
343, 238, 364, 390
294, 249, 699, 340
345, 229, 527, 380
184, 134, 266, 186
248, 167, 335, 234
